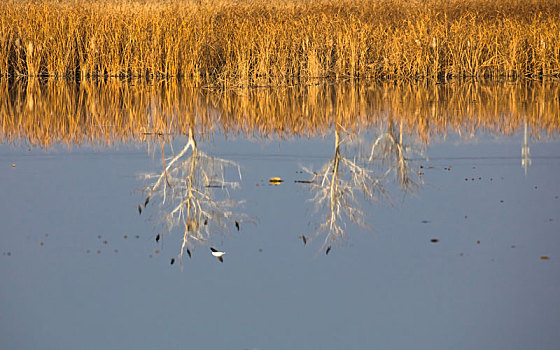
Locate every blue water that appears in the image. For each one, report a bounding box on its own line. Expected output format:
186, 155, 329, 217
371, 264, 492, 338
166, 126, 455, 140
1, 128, 559, 350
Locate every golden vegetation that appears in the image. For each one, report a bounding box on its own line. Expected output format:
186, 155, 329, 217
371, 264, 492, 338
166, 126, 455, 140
1, 0, 559, 84
1, 79, 558, 147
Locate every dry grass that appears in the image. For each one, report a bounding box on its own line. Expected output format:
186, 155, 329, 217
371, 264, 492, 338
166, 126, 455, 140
1, 0, 560, 84
1, 79, 558, 147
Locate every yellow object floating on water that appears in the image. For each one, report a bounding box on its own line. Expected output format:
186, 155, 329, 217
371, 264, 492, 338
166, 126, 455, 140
269, 177, 284, 184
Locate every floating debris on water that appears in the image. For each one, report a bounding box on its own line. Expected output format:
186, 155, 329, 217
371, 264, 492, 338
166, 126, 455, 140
154, 249, 159, 254
138, 205, 142, 215
114, 249, 118, 253
500, 200, 504, 203
144, 196, 150, 207
421, 220, 430, 224
170, 258, 175, 265
123, 235, 128, 239
540, 256, 550, 260
156, 234, 160, 243
97, 250, 101, 254
295, 180, 314, 184
269, 177, 283, 185
11, 164, 16, 168
326, 246, 331, 255
135, 235, 139, 239
98, 235, 102, 239
187, 248, 191, 258
299, 235, 307, 245
476, 240, 481, 244
103, 240, 108, 245
235, 220, 240, 231
40, 241, 44, 246
430, 239, 439, 243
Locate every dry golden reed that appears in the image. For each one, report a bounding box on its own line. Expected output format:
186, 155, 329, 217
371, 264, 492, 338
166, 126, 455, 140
1, 0, 560, 84
1, 79, 558, 147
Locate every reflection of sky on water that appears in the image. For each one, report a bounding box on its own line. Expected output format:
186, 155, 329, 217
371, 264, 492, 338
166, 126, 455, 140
1, 128, 559, 350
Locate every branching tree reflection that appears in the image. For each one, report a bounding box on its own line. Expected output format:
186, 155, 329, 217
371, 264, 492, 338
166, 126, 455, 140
304, 123, 389, 252
304, 119, 424, 252
369, 118, 424, 194
140, 127, 245, 261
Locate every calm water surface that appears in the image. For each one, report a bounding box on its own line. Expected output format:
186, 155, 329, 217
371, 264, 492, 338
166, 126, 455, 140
1, 80, 559, 350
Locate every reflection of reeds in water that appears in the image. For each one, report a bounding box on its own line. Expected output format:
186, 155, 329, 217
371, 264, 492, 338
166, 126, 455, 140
1, 79, 559, 147
1, 0, 559, 83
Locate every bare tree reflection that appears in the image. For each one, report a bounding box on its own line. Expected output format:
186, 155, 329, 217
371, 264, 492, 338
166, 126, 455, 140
303, 123, 389, 251
139, 127, 246, 261
369, 118, 424, 194
303, 118, 425, 252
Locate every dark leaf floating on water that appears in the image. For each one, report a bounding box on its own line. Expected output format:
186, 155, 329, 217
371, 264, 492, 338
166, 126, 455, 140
204, 218, 208, 225
144, 196, 150, 207
540, 256, 550, 260
235, 220, 240, 231
187, 248, 191, 258
326, 246, 331, 255
299, 235, 307, 245
170, 258, 175, 265
421, 220, 430, 224
138, 205, 142, 215
431, 239, 439, 243
156, 234, 160, 243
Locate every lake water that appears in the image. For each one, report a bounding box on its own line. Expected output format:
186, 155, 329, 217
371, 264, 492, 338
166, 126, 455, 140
1, 79, 559, 350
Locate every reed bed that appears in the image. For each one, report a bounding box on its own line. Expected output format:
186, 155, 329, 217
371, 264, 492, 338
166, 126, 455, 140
1, 0, 560, 84
1, 79, 558, 147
